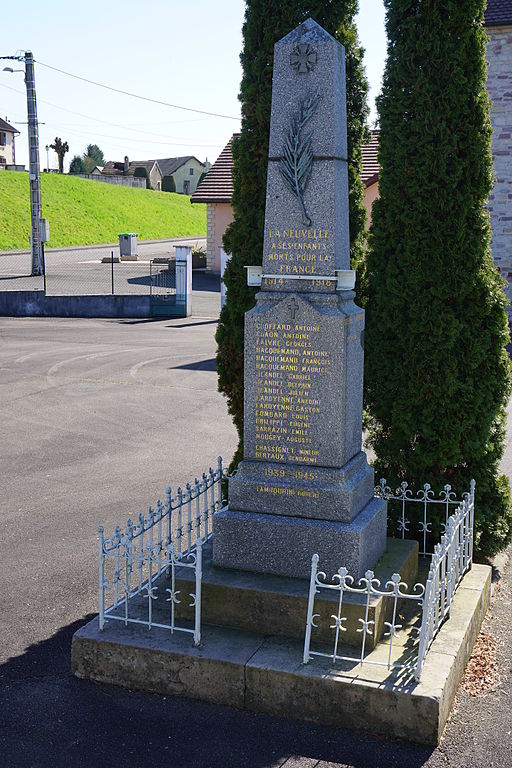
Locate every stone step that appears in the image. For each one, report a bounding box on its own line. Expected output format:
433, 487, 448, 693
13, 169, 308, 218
71, 562, 491, 747
173, 537, 418, 649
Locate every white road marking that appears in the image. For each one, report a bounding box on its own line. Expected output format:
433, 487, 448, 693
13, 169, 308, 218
46, 348, 139, 385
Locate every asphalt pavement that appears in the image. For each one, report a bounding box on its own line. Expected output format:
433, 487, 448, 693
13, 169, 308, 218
0, 316, 511, 767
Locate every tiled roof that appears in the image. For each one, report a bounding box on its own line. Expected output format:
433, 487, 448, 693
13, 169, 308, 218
361, 129, 379, 187
485, 0, 512, 26
0, 117, 19, 134
157, 156, 203, 176
192, 131, 379, 204
191, 135, 238, 203
102, 160, 159, 177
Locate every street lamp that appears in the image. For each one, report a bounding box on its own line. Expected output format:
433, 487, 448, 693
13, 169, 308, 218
1, 52, 44, 276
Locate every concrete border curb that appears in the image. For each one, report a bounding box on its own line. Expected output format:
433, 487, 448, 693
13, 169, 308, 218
71, 563, 491, 745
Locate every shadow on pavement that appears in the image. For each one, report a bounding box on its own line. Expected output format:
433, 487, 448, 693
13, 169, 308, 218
172, 358, 217, 371
0, 615, 433, 768
193, 272, 220, 293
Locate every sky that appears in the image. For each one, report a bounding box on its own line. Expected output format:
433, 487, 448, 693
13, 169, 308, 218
2, 0, 387, 172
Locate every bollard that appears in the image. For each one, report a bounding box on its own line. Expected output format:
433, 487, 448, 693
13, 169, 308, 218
175, 246, 192, 317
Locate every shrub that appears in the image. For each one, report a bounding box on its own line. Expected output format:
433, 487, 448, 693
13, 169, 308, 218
162, 175, 176, 193
133, 166, 151, 189
364, 0, 512, 558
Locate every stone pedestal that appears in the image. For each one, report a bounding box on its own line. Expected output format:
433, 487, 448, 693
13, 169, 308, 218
213, 289, 387, 579
213, 20, 387, 579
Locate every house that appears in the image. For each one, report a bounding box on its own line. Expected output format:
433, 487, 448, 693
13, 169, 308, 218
157, 156, 207, 195
485, 0, 512, 308
361, 129, 380, 228
101, 157, 163, 190
0, 117, 19, 168
190, 137, 237, 272
191, 133, 380, 273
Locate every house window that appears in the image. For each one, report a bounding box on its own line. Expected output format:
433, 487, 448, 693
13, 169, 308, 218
0, 156, 6, 166
0, 133, 6, 147
189, 167, 194, 175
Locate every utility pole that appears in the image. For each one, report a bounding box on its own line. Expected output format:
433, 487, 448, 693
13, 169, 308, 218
24, 51, 43, 276
1, 51, 44, 276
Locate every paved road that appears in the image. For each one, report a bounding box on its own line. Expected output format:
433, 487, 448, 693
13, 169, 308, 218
0, 317, 511, 767
0, 237, 207, 295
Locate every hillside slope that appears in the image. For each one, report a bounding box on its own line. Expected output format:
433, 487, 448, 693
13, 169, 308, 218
0, 172, 206, 250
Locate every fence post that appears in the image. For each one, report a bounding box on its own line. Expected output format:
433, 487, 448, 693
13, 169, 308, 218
42, 244, 47, 294
175, 246, 192, 316
303, 553, 319, 664
98, 525, 105, 630
220, 248, 230, 309
193, 538, 202, 647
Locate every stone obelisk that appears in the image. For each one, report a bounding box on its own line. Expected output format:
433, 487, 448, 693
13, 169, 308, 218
213, 19, 387, 579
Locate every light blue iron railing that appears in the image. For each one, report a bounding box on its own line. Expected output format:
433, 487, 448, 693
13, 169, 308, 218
303, 480, 475, 681
98, 457, 225, 645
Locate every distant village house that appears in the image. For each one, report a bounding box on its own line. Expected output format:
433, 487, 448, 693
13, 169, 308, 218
100, 155, 206, 193
0, 117, 22, 170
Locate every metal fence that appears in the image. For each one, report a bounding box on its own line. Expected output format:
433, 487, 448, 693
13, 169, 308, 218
303, 481, 475, 681
375, 478, 465, 555
44, 248, 161, 296
98, 457, 226, 644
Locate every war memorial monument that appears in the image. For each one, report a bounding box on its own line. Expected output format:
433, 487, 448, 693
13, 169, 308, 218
73, 20, 492, 746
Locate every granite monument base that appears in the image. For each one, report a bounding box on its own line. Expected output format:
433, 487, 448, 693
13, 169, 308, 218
174, 538, 418, 649
212, 495, 387, 580
228, 451, 375, 522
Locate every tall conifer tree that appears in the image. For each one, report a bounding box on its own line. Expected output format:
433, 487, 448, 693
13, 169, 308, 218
217, 0, 369, 468
365, 0, 512, 557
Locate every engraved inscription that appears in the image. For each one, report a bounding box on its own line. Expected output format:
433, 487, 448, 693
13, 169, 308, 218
253, 317, 334, 465
266, 227, 332, 276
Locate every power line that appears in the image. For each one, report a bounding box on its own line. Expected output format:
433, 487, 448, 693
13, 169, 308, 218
43, 122, 225, 149
0, 82, 227, 145
36, 59, 241, 121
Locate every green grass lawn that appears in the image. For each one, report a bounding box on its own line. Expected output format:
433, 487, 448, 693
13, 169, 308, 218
0, 171, 206, 250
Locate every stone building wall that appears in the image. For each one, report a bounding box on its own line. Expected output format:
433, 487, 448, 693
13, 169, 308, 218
486, 24, 512, 310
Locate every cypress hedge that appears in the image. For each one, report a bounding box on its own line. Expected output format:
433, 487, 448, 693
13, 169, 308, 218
365, 0, 512, 557
162, 175, 176, 193
217, 0, 369, 469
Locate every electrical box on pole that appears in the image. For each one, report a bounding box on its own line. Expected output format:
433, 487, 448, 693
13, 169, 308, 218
39, 218, 50, 243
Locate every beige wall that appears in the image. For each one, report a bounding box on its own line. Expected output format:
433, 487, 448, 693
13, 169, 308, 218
363, 182, 379, 229
486, 25, 512, 311
206, 203, 235, 273
149, 164, 162, 191
0, 131, 16, 165
173, 158, 205, 195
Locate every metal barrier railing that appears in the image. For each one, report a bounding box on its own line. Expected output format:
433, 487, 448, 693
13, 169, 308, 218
303, 481, 475, 681
98, 457, 225, 645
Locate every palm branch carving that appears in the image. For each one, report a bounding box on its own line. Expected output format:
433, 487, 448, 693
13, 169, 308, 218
279, 94, 320, 226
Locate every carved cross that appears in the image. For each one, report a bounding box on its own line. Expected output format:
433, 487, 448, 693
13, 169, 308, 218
288, 298, 299, 321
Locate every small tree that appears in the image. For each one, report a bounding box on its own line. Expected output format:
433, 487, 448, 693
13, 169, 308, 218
50, 137, 69, 173
162, 175, 176, 192
216, 0, 369, 469
69, 155, 85, 174
133, 166, 151, 189
82, 144, 105, 173
197, 171, 207, 186
365, 0, 512, 557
